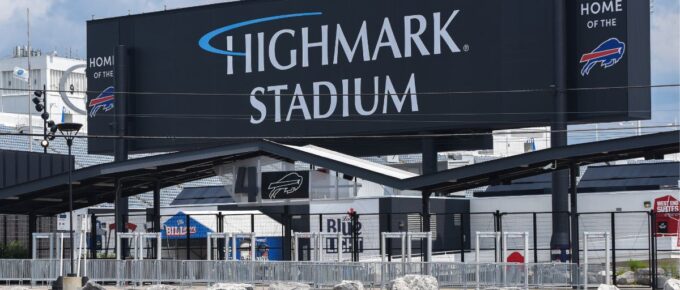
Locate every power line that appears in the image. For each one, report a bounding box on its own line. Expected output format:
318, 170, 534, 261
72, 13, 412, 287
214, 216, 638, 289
77, 108, 679, 119
2, 125, 677, 140
2, 83, 678, 97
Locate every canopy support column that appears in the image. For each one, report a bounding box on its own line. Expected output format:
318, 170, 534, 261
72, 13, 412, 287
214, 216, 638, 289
421, 137, 437, 262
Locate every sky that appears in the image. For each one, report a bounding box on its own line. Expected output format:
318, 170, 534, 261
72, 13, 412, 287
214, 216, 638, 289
0, 0, 677, 142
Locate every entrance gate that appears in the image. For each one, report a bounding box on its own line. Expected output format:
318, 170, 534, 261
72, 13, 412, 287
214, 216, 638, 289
583, 231, 611, 289
116, 233, 161, 260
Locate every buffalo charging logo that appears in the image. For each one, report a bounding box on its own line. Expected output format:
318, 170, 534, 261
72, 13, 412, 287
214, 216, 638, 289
580, 38, 625, 76
267, 172, 303, 199
88, 86, 115, 117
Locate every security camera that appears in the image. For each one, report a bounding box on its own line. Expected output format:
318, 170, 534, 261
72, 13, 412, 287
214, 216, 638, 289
542, 162, 556, 170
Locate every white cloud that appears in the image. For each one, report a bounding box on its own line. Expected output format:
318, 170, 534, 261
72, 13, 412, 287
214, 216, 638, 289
0, 0, 54, 22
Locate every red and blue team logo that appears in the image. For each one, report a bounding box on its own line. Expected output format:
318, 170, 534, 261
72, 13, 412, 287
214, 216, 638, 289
88, 86, 115, 117
580, 38, 625, 76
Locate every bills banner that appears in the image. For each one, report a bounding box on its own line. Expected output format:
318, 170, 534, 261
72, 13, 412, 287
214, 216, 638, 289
161, 212, 213, 239
310, 199, 380, 257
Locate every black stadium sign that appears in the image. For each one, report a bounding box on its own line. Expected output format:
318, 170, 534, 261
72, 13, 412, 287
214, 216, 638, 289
86, 0, 649, 155
261, 171, 310, 200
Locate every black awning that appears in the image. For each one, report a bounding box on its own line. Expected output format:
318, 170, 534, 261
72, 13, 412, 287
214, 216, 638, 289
578, 162, 679, 192
0, 130, 677, 215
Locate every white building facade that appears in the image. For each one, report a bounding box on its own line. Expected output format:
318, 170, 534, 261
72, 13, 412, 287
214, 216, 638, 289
0, 48, 87, 134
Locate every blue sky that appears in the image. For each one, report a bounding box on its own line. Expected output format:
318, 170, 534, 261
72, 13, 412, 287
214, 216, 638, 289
0, 0, 677, 142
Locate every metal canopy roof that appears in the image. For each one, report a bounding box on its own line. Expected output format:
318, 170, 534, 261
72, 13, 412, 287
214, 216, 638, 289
405, 130, 679, 192
577, 162, 679, 192
0, 130, 677, 215
479, 161, 679, 197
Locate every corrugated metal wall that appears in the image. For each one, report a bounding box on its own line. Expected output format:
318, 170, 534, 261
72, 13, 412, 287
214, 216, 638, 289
0, 150, 73, 188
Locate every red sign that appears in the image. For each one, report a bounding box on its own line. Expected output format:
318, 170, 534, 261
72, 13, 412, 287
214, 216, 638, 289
108, 222, 138, 232
507, 251, 525, 263
655, 195, 680, 237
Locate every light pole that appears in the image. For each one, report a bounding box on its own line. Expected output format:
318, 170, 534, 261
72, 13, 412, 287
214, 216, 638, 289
56, 122, 82, 276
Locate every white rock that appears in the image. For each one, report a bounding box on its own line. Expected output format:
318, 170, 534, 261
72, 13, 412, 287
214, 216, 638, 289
209, 283, 254, 290
268, 282, 311, 290
597, 284, 619, 290
664, 278, 680, 290
388, 275, 438, 290
333, 280, 364, 290
145, 285, 178, 290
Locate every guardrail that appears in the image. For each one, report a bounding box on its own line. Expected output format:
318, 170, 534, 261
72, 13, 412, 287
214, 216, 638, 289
0, 259, 584, 288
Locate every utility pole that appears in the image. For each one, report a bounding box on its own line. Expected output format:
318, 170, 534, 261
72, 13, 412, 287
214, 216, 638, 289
27, 8, 32, 151
550, 0, 571, 262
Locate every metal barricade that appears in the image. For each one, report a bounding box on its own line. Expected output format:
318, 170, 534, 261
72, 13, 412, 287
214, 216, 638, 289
0, 258, 583, 288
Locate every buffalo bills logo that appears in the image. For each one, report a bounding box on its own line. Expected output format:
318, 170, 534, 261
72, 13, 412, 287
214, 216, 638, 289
88, 86, 115, 117
267, 172, 303, 199
580, 38, 625, 76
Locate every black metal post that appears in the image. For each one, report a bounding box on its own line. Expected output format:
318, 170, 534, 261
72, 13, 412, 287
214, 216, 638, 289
42, 84, 47, 154
186, 214, 191, 260
351, 213, 360, 262
217, 212, 224, 259
153, 182, 161, 233
283, 207, 292, 261
460, 213, 466, 262
650, 210, 657, 289
114, 45, 130, 256
28, 214, 36, 258
387, 213, 392, 262
550, 0, 570, 262
319, 214, 323, 232
67, 139, 75, 275
90, 214, 97, 259
2, 215, 6, 246
251, 214, 255, 233
533, 212, 538, 263
494, 210, 501, 262
569, 165, 580, 264
611, 212, 617, 286
113, 180, 127, 258
421, 137, 437, 262
648, 211, 653, 285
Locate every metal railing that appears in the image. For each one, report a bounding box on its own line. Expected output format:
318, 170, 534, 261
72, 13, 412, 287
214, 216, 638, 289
0, 259, 592, 288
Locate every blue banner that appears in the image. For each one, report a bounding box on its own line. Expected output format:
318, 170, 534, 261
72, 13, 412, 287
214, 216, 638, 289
161, 212, 213, 239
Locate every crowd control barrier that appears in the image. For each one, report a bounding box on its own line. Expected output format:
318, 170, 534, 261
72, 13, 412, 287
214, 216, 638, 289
0, 259, 585, 289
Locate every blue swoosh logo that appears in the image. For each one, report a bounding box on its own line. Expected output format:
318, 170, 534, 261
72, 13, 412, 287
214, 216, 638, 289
198, 12, 323, 56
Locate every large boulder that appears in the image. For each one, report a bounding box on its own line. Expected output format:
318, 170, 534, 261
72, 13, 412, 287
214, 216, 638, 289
268, 282, 311, 290
615, 271, 636, 285
664, 278, 680, 290
209, 283, 255, 290
333, 280, 364, 290
658, 276, 670, 289
588, 272, 605, 284
81, 280, 105, 290
388, 275, 438, 290
635, 268, 652, 285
